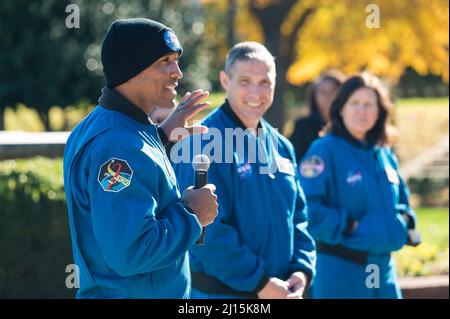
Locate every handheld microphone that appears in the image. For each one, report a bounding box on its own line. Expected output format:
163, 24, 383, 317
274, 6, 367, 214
192, 154, 211, 245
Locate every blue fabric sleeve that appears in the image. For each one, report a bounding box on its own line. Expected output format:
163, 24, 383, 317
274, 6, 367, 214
289, 179, 317, 282
174, 157, 269, 293
299, 142, 350, 245
346, 209, 408, 252
389, 149, 417, 228
87, 136, 202, 277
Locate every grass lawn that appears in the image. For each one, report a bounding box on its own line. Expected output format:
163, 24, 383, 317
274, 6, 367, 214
394, 207, 449, 277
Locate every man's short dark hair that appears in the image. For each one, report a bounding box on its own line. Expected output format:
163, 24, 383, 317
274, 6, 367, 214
224, 41, 276, 77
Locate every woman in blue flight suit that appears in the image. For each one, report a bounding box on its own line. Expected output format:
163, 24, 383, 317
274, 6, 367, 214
299, 74, 421, 299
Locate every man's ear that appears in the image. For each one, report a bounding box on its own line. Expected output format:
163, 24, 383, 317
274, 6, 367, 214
219, 71, 229, 91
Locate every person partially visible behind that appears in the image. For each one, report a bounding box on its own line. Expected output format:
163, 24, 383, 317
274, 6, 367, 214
290, 70, 346, 162
299, 73, 421, 299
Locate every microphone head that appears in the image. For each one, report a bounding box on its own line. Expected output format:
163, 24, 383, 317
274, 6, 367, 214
192, 154, 211, 172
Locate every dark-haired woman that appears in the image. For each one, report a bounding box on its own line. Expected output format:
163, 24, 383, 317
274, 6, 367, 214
299, 74, 420, 299
290, 70, 345, 162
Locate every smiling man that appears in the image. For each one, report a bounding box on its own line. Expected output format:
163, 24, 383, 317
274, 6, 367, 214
63, 18, 218, 298
173, 42, 316, 299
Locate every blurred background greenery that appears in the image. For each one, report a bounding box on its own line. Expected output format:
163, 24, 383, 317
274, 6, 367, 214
394, 207, 449, 277
0, 0, 448, 298
1, 0, 448, 130
0, 156, 447, 297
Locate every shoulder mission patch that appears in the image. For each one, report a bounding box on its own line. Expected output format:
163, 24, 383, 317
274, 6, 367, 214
300, 155, 325, 178
98, 158, 133, 192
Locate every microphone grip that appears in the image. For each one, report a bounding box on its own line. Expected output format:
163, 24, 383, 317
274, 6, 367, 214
194, 171, 207, 189
194, 171, 207, 245
197, 227, 206, 245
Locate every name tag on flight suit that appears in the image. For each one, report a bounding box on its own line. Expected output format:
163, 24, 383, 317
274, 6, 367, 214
276, 156, 296, 176
386, 166, 400, 185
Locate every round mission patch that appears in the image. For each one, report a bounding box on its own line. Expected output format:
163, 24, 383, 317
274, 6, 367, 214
300, 155, 325, 178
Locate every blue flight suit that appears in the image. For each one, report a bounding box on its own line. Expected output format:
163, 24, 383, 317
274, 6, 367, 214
172, 101, 316, 298
63, 88, 202, 298
299, 133, 417, 299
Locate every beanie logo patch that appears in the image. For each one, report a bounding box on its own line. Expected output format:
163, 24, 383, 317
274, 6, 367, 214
164, 30, 182, 52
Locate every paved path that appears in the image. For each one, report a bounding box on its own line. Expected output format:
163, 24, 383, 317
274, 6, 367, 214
400, 135, 449, 181
0, 131, 69, 160
399, 275, 449, 299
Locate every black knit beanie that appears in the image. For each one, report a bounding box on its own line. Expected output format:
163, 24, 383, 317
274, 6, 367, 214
101, 18, 183, 88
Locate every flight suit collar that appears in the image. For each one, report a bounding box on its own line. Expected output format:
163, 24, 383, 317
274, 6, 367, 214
98, 87, 152, 125
220, 99, 263, 131
334, 130, 374, 150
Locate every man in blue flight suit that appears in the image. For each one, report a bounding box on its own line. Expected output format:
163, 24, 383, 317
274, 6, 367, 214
172, 42, 316, 299
63, 18, 218, 298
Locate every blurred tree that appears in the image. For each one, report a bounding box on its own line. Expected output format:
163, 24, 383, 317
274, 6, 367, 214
1, 0, 448, 131
247, 0, 316, 131
200, 0, 235, 92
227, 0, 238, 47
0, 0, 98, 130
0, 0, 213, 130
205, 0, 449, 130
396, 67, 450, 98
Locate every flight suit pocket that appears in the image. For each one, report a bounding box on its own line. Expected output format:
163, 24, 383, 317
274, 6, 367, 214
150, 258, 183, 288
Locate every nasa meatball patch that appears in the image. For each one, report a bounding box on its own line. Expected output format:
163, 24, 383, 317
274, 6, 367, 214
164, 30, 182, 52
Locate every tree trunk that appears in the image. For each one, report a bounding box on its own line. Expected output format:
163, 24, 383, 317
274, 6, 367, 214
38, 110, 51, 132
250, 2, 289, 132
0, 109, 4, 130
227, 0, 237, 47
263, 25, 287, 132
249, 1, 316, 134
267, 59, 289, 132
